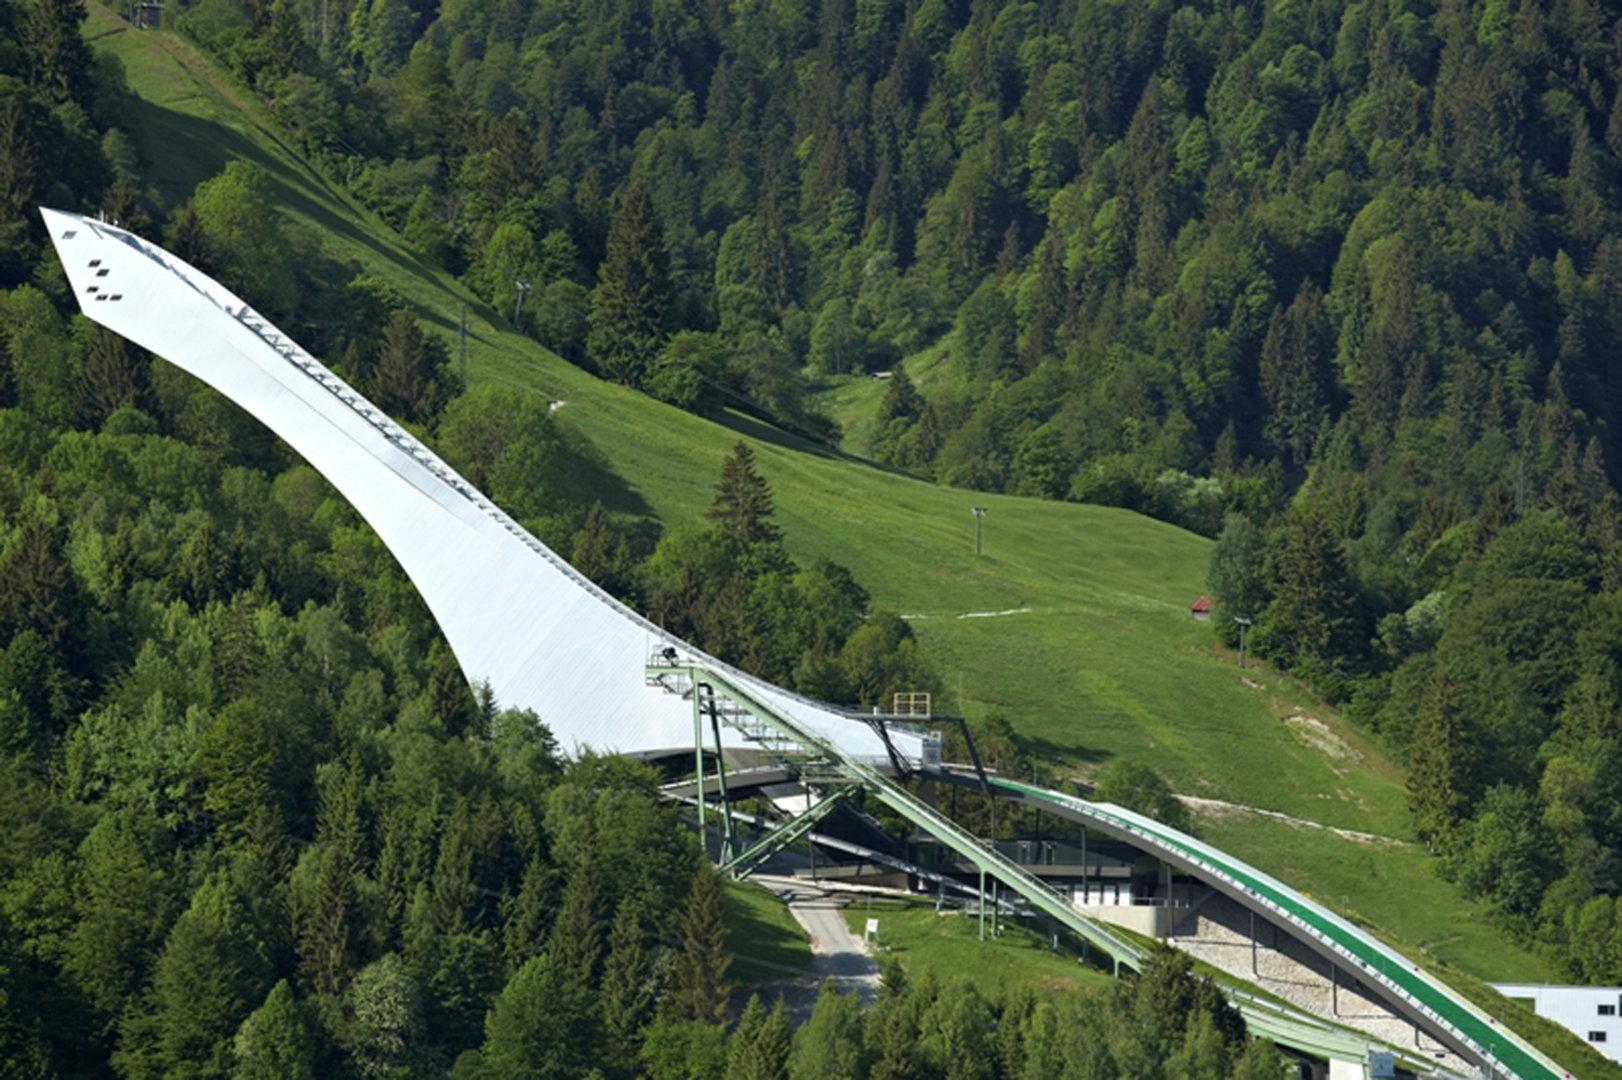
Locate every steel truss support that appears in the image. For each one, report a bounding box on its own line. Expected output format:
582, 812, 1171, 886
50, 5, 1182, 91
648, 661, 1143, 971
720, 786, 854, 880
698, 683, 735, 864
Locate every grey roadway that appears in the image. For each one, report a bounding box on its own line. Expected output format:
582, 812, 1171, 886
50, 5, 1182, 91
753, 875, 880, 1019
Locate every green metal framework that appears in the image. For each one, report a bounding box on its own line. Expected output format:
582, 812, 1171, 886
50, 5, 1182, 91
649, 659, 1569, 1079
720, 786, 853, 879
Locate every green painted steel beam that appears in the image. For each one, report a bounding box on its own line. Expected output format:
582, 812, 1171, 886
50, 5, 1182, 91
721, 786, 852, 880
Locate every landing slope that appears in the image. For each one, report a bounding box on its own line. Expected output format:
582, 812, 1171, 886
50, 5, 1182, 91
84, 7, 1545, 981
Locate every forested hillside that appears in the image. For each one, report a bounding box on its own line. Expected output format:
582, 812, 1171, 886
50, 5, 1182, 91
0, 1, 949, 1073
7, 0, 1622, 1068
127, 0, 1622, 985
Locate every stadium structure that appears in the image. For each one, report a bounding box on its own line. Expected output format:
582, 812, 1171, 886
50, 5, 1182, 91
42, 208, 1576, 1080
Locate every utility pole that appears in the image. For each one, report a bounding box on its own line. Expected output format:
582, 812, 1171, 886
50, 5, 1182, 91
1234, 615, 1252, 669
513, 279, 532, 328
971, 506, 987, 555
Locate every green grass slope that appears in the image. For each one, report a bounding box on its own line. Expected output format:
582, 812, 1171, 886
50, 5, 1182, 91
845, 899, 1113, 996
86, 8, 1550, 984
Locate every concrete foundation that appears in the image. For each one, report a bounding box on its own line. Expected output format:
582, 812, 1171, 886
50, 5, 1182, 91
1169, 893, 1472, 1076
1074, 901, 1195, 939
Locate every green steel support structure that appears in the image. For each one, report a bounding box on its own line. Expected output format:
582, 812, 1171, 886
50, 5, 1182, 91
648, 660, 1575, 1080
720, 786, 853, 880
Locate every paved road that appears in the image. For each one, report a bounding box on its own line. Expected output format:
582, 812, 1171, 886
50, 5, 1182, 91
753, 876, 879, 1018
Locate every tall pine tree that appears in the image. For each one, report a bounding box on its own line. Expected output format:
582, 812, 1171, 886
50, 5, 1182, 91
667, 864, 732, 1024
1408, 669, 1479, 850
587, 182, 671, 387
707, 442, 782, 546
1269, 511, 1360, 668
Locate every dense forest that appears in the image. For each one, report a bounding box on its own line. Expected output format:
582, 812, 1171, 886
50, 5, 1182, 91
0, 0, 960, 1074
123, 0, 1622, 986
7, 0, 1622, 1068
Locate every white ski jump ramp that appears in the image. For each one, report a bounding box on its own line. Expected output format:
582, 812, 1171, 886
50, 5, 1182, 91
41, 208, 911, 763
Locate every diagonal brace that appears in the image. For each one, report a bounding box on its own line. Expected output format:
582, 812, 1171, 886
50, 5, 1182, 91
722, 786, 853, 880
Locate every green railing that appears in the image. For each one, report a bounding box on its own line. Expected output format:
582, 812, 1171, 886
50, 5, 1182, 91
991, 777, 1571, 1080
649, 662, 1503, 1076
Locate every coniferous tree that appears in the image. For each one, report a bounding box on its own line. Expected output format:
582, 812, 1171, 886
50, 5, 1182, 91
1269, 511, 1360, 669
0, 507, 82, 663
787, 982, 867, 1080
599, 902, 656, 1070
1021, 226, 1065, 370
125, 873, 275, 1080
546, 848, 605, 1002
1259, 282, 1333, 471
232, 980, 319, 1080
298, 842, 359, 996
65, 808, 178, 1022
21, 0, 91, 104
667, 864, 732, 1024
425, 641, 478, 738
587, 182, 671, 387
77, 325, 148, 427
501, 856, 553, 972
368, 309, 453, 424
573, 502, 628, 594
725, 993, 790, 1080
481, 955, 592, 1080
724, 994, 766, 1079
706, 442, 782, 546
1408, 669, 1479, 850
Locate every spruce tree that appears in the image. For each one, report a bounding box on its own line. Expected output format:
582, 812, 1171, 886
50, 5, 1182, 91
1259, 281, 1333, 471
787, 983, 867, 1080
706, 442, 782, 546
726, 993, 790, 1080
482, 955, 592, 1079
232, 980, 319, 1080
668, 864, 732, 1024
426, 641, 477, 738
77, 326, 147, 427
587, 182, 671, 387
1021, 226, 1065, 370
1269, 510, 1360, 668
724, 994, 766, 1079
874, 367, 921, 433
21, 0, 92, 104
546, 850, 605, 1000
298, 750, 364, 994
0, 507, 82, 663
368, 309, 452, 424
599, 902, 656, 1066
502, 856, 553, 972
572, 502, 625, 593
297, 842, 358, 996
1408, 669, 1479, 850
131, 874, 274, 1079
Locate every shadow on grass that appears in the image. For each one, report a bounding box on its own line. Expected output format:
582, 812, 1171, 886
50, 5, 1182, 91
712, 406, 930, 483
723, 888, 811, 989
1016, 733, 1114, 769
121, 39, 472, 316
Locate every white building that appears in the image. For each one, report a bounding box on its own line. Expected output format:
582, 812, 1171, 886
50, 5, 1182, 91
1492, 982, 1622, 1063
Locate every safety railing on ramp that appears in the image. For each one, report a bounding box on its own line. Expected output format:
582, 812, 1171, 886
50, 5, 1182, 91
965, 772, 1570, 1080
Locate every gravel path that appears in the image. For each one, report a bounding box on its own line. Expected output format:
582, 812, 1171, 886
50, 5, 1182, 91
752, 876, 880, 1019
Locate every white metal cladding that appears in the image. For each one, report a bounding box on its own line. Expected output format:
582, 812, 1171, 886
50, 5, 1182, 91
42, 208, 911, 763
